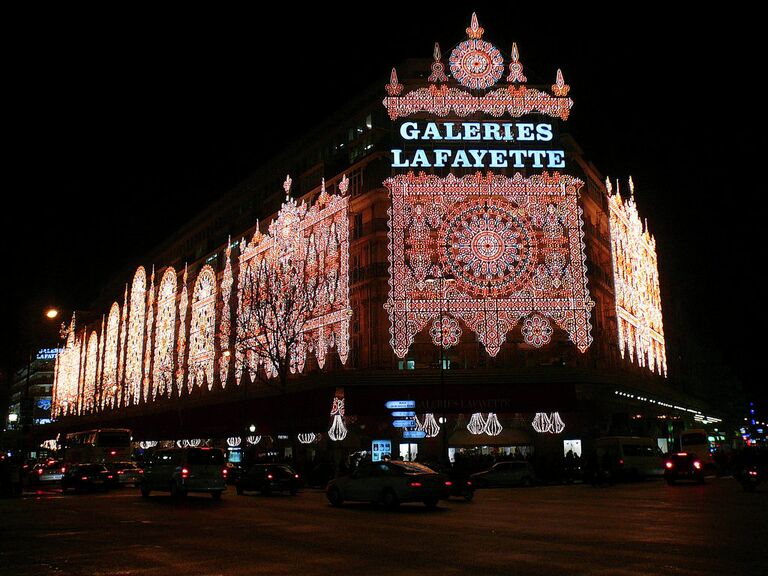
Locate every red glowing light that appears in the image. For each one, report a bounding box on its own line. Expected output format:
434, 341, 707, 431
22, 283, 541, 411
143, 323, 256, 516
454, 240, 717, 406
181, 468, 189, 478
409, 481, 423, 487
693, 461, 702, 470
267, 474, 273, 480
676, 453, 688, 457
665, 462, 673, 469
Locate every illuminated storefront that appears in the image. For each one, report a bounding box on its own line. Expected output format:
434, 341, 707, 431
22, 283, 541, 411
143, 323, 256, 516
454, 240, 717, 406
48, 14, 716, 466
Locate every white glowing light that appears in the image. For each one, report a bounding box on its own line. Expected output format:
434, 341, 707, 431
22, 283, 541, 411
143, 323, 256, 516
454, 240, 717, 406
139, 441, 157, 450
189, 266, 217, 391
246, 435, 261, 445
328, 389, 347, 442
417, 413, 441, 438
153, 267, 177, 398
467, 413, 486, 435
126, 267, 147, 405
532, 412, 565, 434
226, 437, 242, 448
298, 433, 317, 444
484, 413, 503, 436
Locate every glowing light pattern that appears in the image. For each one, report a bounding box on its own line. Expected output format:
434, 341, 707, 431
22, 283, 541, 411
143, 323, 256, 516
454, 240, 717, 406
328, 388, 347, 442
416, 413, 441, 438
385, 172, 594, 358
153, 268, 177, 398
522, 314, 553, 348
246, 435, 262, 445
117, 284, 128, 405
82, 331, 99, 414
188, 265, 217, 391
176, 265, 189, 393
139, 441, 157, 450
428, 43, 448, 83
143, 267, 155, 402
429, 316, 462, 348
532, 412, 565, 434
126, 267, 147, 405
96, 316, 105, 410
608, 178, 667, 376
506, 42, 527, 83
449, 38, 504, 90
236, 175, 351, 383
467, 413, 486, 435
552, 69, 570, 97
52, 316, 81, 418
226, 436, 242, 448
298, 433, 318, 444
484, 412, 503, 436
218, 242, 234, 385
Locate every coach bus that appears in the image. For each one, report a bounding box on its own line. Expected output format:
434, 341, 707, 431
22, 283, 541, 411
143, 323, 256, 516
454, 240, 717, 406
62, 429, 133, 463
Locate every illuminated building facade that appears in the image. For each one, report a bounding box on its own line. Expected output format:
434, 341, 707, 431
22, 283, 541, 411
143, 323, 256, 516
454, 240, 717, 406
48, 14, 714, 465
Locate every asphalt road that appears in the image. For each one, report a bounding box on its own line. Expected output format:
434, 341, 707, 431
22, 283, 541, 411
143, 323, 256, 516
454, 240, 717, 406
1, 478, 765, 576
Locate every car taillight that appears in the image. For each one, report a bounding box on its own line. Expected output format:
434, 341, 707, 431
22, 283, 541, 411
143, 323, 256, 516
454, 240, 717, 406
677, 452, 688, 457
693, 461, 702, 470
748, 470, 758, 477
222, 468, 228, 477
118, 470, 125, 475
466, 480, 472, 486
138, 470, 144, 474
108, 475, 114, 479
61, 467, 67, 473
110, 451, 117, 456
294, 474, 300, 479
81, 476, 89, 481
618, 459, 624, 466
665, 462, 673, 469
409, 481, 422, 487
267, 474, 274, 480
444, 481, 453, 486
37, 468, 43, 475
181, 468, 189, 478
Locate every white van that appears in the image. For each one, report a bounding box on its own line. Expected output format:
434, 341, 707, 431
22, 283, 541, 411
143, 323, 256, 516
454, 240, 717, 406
595, 437, 664, 478
677, 429, 714, 467
140, 447, 227, 499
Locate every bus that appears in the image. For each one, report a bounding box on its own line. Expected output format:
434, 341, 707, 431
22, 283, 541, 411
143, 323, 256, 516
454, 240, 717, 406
62, 429, 133, 464
676, 428, 714, 467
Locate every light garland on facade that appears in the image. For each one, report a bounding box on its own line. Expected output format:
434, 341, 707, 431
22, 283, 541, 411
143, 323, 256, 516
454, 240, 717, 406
117, 285, 128, 404
246, 435, 262, 445
416, 413, 441, 438
484, 412, 503, 436
328, 388, 347, 441
218, 241, 234, 385
188, 265, 217, 391
176, 265, 189, 393
83, 332, 99, 414
532, 412, 565, 434
103, 303, 120, 410
142, 268, 155, 402
126, 267, 147, 405
385, 172, 594, 358
226, 436, 242, 448
153, 267, 177, 398
608, 178, 667, 376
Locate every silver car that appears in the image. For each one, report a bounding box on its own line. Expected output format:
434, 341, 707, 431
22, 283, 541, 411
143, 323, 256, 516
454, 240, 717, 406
470, 461, 536, 487
326, 460, 449, 509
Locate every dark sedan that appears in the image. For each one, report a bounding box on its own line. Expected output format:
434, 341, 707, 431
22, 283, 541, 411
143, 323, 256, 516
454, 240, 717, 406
326, 460, 449, 509
664, 452, 705, 485
236, 464, 301, 495
61, 464, 113, 492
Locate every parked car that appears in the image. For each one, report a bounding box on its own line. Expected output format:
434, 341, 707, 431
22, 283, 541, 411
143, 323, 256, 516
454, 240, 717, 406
664, 452, 705, 485
595, 436, 664, 479
470, 461, 536, 487
326, 460, 449, 508
422, 462, 475, 501
236, 464, 301, 495
224, 462, 244, 485
29, 460, 66, 485
140, 447, 226, 499
61, 463, 112, 492
106, 461, 143, 487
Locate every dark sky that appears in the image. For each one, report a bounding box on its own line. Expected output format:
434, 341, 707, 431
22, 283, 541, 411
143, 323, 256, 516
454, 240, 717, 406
4, 7, 761, 405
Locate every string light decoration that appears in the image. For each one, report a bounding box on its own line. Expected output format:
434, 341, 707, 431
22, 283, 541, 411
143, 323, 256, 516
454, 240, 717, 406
117, 284, 128, 404
96, 315, 105, 411
531, 412, 565, 434
416, 413, 441, 438
139, 441, 157, 450
226, 436, 242, 448
385, 172, 594, 358
176, 264, 189, 393
82, 332, 99, 414
298, 433, 318, 444
552, 69, 570, 97
608, 177, 667, 376
521, 314, 553, 348
188, 265, 217, 391
153, 268, 177, 398
328, 388, 348, 442
142, 267, 156, 403
126, 267, 147, 405
484, 412, 503, 436
428, 43, 449, 83
246, 435, 261, 445
218, 241, 234, 385
467, 413, 486, 435
235, 175, 351, 383
448, 20, 504, 89
52, 315, 80, 417
506, 42, 527, 83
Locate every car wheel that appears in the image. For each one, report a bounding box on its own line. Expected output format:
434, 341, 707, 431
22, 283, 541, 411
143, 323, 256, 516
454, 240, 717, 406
423, 497, 439, 509
381, 488, 399, 509
211, 491, 222, 500
327, 486, 344, 507
463, 490, 475, 502
236, 485, 244, 495
140, 484, 151, 498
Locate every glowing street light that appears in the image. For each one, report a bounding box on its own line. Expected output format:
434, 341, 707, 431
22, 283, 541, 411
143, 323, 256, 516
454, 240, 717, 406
45, 308, 60, 319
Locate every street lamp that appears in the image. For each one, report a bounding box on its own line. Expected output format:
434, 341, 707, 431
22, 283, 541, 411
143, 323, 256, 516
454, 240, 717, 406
45, 308, 59, 320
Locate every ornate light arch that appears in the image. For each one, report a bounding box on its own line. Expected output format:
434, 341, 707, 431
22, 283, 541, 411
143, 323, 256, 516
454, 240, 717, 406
83, 331, 99, 413
188, 265, 217, 390
153, 267, 177, 398
126, 266, 146, 404
102, 302, 121, 409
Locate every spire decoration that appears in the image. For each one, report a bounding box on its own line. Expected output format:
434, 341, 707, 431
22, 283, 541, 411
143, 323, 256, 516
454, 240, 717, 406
283, 174, 292, 201
317, 177, 330, 207
328, 388, 348, 441
428, 42, 449, 83
218, 239, 234, 385
507, 42, 527, 83
386, 68, 403, 96
338, 174, 349, 196
552, 68, 570, 96
466, 12, 484, 39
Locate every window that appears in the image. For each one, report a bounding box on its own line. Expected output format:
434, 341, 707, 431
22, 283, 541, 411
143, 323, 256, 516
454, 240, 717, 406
398, 360, 415, 370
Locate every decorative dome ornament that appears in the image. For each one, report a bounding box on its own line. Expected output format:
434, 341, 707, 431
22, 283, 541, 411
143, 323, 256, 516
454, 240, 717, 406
467, 412, 487, 435
449, 13, 504, 90
246, 435, 261, 445
484, 413, 503, 436
417, 413, 441, 438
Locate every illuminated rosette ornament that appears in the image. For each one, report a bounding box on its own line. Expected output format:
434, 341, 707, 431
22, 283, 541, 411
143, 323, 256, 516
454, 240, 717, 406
483, 413, 503, 436
328, 387, 348, 441
416, 413, 441, 438
139, 441, 157, 450
467, 412, 487, 435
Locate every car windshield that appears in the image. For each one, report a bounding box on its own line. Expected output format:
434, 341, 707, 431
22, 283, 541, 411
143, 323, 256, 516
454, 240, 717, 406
392, 462, 435, 474
623, 445, 657, 456
96, 431, 131, 447
187, 449, 224, 465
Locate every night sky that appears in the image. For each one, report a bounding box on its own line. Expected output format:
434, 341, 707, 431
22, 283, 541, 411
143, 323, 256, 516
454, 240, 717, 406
4, 7, 760, 406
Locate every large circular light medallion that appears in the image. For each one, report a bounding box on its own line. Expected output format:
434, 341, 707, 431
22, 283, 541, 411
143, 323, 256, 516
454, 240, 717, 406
449, 39, 504, 90
441, 199, 537, 297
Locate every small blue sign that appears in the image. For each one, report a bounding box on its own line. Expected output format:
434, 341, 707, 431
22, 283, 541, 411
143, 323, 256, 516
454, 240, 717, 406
403, 430, 426, 439
390, 411, 416, 417
385, 400, 416, 409
392, 419, 416, 428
